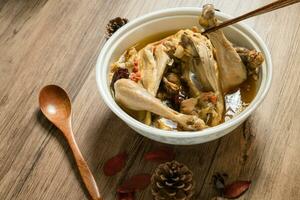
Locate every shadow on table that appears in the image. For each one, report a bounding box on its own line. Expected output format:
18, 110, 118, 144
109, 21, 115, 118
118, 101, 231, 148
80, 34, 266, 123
36, 110, 91, 199
37, 108, 261, 200
81, 110, 261, 200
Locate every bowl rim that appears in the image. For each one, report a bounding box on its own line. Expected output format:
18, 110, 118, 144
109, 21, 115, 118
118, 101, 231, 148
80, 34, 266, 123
96, 7, 272, 139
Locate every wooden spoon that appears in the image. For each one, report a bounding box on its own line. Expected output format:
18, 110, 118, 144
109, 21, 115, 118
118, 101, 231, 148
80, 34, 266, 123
203, 0, 300, 34
39, 85, 102, 200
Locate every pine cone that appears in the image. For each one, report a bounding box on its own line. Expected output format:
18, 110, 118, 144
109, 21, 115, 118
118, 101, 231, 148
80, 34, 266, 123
106, 17, 128, 38
151, 161, 195, 200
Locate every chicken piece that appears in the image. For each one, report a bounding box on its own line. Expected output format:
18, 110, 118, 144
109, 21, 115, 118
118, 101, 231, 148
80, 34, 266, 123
174, 45, 185, 58
162, 72, 184, 92
181, 32, 221, 92
180, 32, 211, 91
138, 44, 171, 96
114, 79, 207, 131
167, 31, 201, 98
153, 118, 177, 131
180, 98, 198, 114
198, 4, 217, 28
181, 62, 201, 97
166, 73, 181, 85
136, 43, 172, 124
110, 47, 138, 71
179, 30, 224, 126
235, 47, 264, 69
199, 4, 247, 92
163, 77, 180, 94
180, 91, 223, 126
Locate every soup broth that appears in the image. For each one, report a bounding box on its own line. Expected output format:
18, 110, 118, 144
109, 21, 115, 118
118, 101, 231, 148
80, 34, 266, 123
133, 32, 258, 121
110, 26, 263, 131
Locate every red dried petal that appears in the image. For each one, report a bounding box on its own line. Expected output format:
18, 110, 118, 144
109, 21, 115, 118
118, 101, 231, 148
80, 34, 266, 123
223, 181, 251, 199
144, 147, 175, 163
118, 191, 135, 200
118, 174, 151, 193
103, 152, 127, 176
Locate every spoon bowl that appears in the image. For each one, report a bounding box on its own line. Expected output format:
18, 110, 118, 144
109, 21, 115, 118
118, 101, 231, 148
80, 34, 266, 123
39, 85, 71, 122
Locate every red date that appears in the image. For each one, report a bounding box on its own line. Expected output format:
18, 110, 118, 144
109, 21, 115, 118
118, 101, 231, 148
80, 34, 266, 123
111, 68, 130, 90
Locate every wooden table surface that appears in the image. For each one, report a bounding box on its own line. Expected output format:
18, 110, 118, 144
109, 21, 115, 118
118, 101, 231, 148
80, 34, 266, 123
0, 0, 299, 199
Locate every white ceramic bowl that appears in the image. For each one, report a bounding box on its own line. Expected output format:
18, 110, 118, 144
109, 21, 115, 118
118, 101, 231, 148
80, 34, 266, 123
96, 7, 272, 145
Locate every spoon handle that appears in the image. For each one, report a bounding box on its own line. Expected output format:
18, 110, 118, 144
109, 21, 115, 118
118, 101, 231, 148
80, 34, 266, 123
204, 0, 300, 34
64, 128, 102, 200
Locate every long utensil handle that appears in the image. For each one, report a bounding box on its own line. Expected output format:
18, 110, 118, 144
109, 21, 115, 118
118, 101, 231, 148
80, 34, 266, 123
204, 0, 300, 34
66, 131, 102, 200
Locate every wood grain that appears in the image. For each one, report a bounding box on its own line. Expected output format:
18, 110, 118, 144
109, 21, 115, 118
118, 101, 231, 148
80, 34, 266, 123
39, 85, 102, 200
204, 0, 300, 33
0, 0, 299, 199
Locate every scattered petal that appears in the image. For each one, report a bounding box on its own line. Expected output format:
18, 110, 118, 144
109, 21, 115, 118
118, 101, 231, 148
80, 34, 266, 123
223, 181, 251, 199
144, 147, 175, 163
118, 174, 151, 193
103, 152, 128, 176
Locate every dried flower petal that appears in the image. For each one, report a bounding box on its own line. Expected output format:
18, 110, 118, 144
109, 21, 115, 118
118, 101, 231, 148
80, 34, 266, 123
144, 147, 175, 163
118, 174, 151, 193
103, 152, 128, 176
117, 191, 135, 200
223, 181, 251, 199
